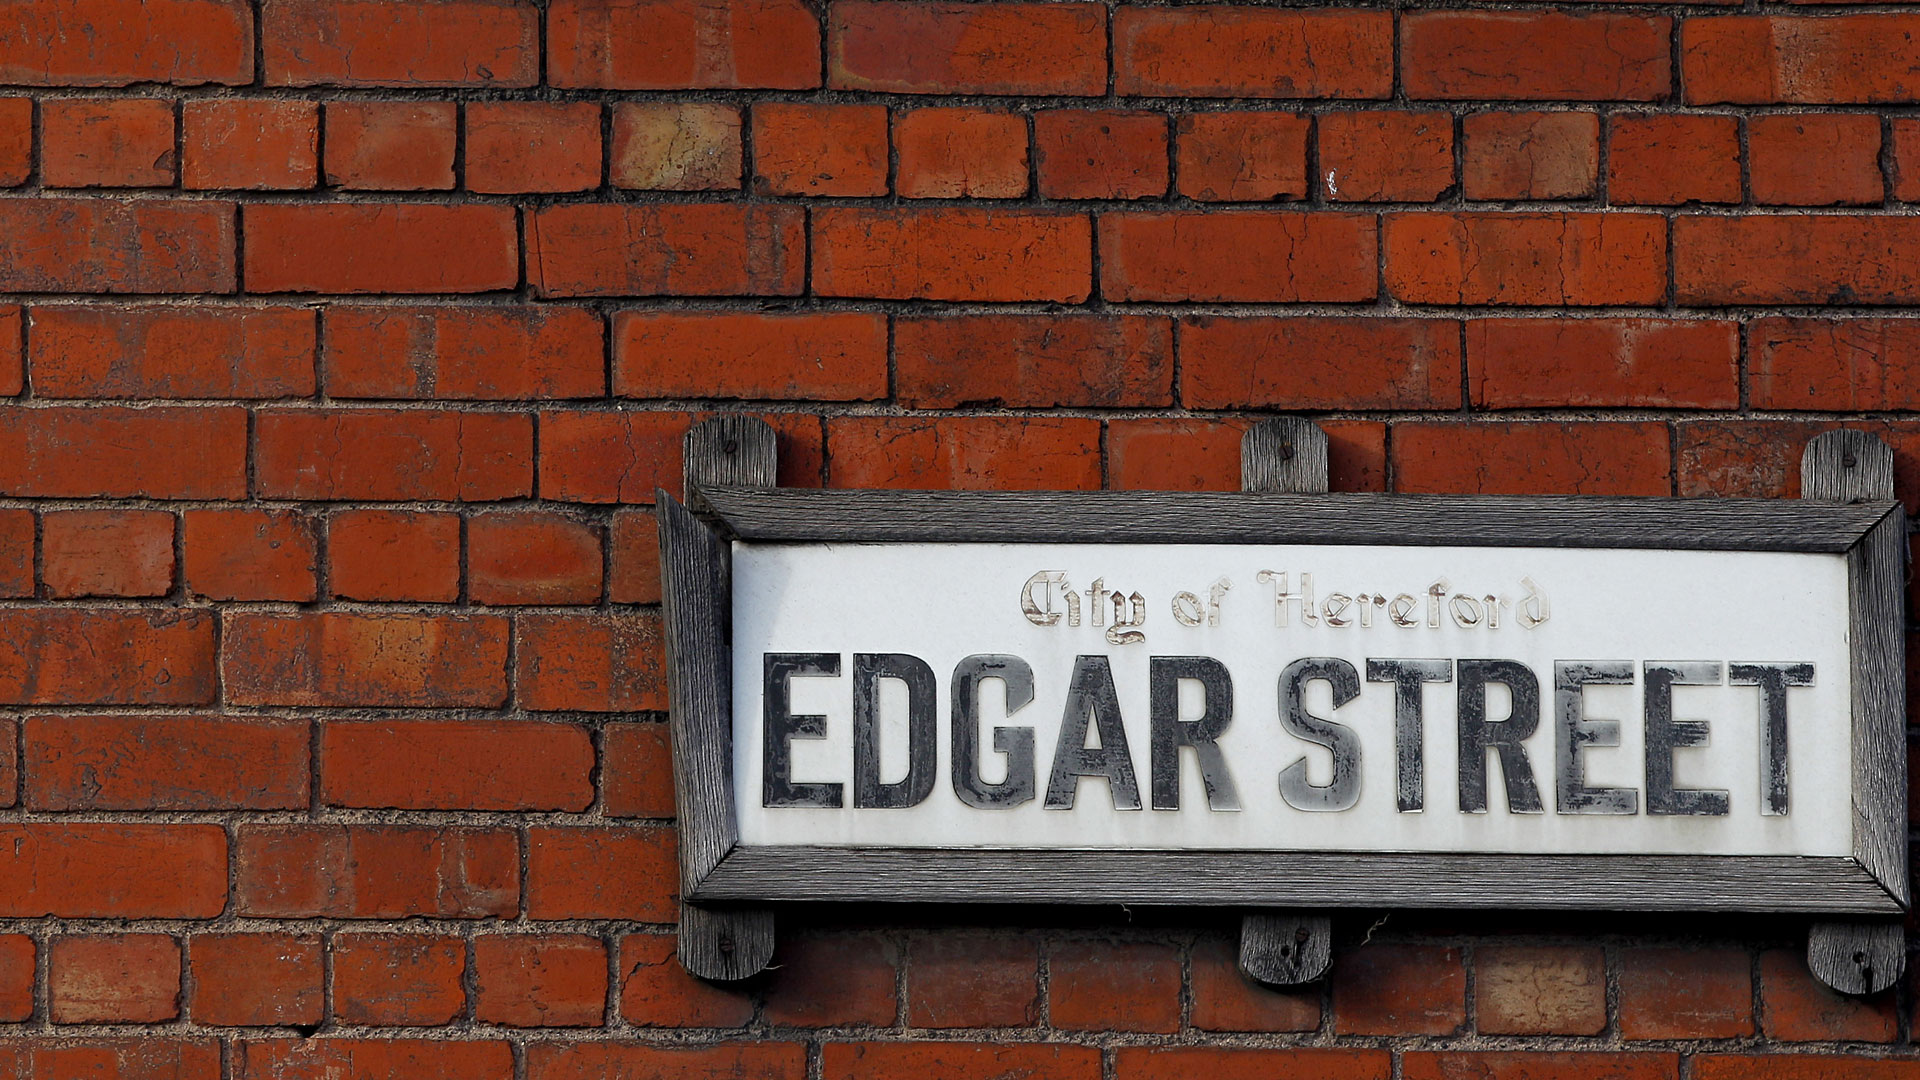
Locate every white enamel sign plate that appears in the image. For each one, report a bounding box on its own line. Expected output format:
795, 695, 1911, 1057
732, 542, 1852, 860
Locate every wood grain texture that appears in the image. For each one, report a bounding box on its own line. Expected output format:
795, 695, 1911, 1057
1240, 912, 1332, 986
1238, 420, 1335, 987
1808, 919, 1905, 995
704, 487, 1890, 553
1802, 429, 1895, 505
1803, 430, 1909, 995
684, 414, 778, 511
656, 493, 737, 888
694, 848, 1901, 912
678, 900, 776, 983
666, 416, 781, 983
1242, 418, 1330, 496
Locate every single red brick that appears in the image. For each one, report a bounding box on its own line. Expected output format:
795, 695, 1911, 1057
0, 723, 15, 809
528, 1043, 802, 1080
516, 613, 665, 712
1404, 12, 1670, 100
264, 0, 537, 87
323, 101, 455, 190
475, 935, 607, 1028
539, 410, 686, 504
224, 612, 509, 707
1476, 946, 1606, 1035
1106, 418, 1393, 495
1618, 947, 1753, 1039
1759, 948, 1897, 1042
814, 207, 1091, 302
1114, 7, 1391, 98
0, 508, 27, 598
0, 823, 225, 918
603, 722, 674, 819
1333, 946, 1466, 1036
1319, 110, 1453, 202
1468, 318, 1738, 409
1694, 1058, 1920, 1080
1117, 1048, 1388, 1080
26, 715, 306, 811
0, 610, 215, 706
32, 305, 316, 399
896, 108, 1027, 198
607, 511, 662, 605
1049, 941, 1178, 1033
0, 98, 25, 186
0, 199, 235, 294
1676, 217, 1920, 304
332, 934, 465, 1027
905, 933, 1037, 1028
831, 0, 1104, 95
611, 102, 742, 190
0, 306, 18, 398
0, 0, 253, 86
829, 416, 1100, 491
189, 934, 323, 1028
897, 314, 1170, 409
1175, 112, 1309, 202
1752, 318, 1920, 411
831, 1044, 1101, 1080
183, 99, 317, 190
247, 204, 516, 293
1035, 110, 1167, 200
51, 935, 179, 1024
1675, 419, 1822, 499
548, 0, 820, 90
617, 934, 750, 1027
550, 408, 819, 502
1463, 111, 1599, 200
753, 103, 887, 197
235, 824, 517, 919
1396, 421, 1672, 495
1191, 937, 1319, 1032
1101, 211, 1376, 302
529, 204, 804, 297
0, 935, 25, 1021
328, 510, 461, 602
240, 1040, 512, 1080
1386, 212, 1666, 305
325, 305, 600, 401
1895, 119, 1920, 202
1183, 316, 1460, 410
322, 719, 594, 811
615, 311, 887, 401
1404, 1053, 1677, 1080
1683, 15, 1920, 104
466, 101, 602, 194
41, 98, 175, 188
469, 512, 602, 606
1751, 114, 1882, 206
1607, 114, 1741, 206
42, 509, 173, 598
526, 826, 676, 921
765, 933, 899, 1026
256, 409, 532, 500
184, 508, 315, 602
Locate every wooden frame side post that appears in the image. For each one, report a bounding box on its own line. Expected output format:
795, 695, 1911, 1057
668, 416, 779, 981
1803, 430, 1907, 994
1238, 418, 1335, 987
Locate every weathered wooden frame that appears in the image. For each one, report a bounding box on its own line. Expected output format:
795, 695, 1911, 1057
658, 421, 1909, 987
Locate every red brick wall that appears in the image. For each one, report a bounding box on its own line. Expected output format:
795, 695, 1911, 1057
0, 0, 1910, 1075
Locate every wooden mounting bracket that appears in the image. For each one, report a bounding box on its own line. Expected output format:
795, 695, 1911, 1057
1236, 417, 1335, 986
675, 415, 779, 982
1801, 430, 1907, 996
